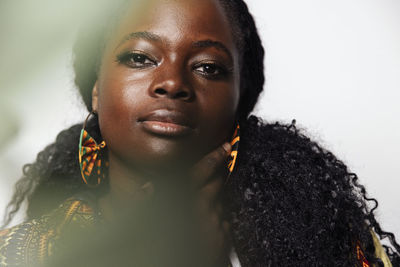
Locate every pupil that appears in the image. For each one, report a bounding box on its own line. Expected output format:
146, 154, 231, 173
133, 54, 145, 63
205, 64, 216, 73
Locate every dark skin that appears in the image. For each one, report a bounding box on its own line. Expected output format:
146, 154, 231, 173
91, 0, 240, 264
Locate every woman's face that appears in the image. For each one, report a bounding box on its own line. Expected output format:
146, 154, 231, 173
93, 0, 240, 174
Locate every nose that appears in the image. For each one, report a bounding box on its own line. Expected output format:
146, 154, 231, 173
148, 64, 194, 101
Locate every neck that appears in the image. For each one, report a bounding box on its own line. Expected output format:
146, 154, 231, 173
98, 153, 149, 222
98, 152, 190, 222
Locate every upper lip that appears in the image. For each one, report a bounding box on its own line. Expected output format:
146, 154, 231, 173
138, 109, 194, 128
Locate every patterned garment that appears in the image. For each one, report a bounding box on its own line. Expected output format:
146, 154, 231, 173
0, 196, 392, 267
0, 198, 95, 267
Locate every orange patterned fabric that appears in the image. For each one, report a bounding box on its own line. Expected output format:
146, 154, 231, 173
0, 198, 95, 266
78, 129, 107, 186
356, 241, 370, 267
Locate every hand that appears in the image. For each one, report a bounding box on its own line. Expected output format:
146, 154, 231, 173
189, 142, 232, 266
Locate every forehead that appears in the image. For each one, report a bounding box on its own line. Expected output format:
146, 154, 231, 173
106, 0, 236, 51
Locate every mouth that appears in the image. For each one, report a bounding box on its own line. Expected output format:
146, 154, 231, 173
138, 109, 194, 137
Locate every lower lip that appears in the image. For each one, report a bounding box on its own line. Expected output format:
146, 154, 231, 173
140, 121, 193, 137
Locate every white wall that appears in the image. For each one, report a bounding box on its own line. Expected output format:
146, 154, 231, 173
1, 0, 399, 242
247, 0, 400, 241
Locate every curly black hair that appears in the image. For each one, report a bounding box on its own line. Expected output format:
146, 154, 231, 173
226, 116, 400, 266
3, 0, 400, 266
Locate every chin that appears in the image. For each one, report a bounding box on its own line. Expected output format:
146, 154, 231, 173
118, 139, 201, 174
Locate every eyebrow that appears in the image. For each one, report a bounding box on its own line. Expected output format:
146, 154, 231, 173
117, 31, 162, 48
117, 31, 233, 60
192, 39, 233, 61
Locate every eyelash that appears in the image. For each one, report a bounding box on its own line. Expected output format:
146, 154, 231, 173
193, 62, 231, 79
116, 51, 157, 68
116, 51, 232, 79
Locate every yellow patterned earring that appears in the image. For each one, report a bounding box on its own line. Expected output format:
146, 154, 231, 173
227, 123, 240, 178
78, 112, 107, 186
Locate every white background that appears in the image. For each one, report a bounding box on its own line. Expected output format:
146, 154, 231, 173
0, 0, 399, 243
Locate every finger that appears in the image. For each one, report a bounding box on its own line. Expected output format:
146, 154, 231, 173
209, 203, 230, 233
195, 179, 223, 217
221, 220, 232, 254
191, 142, 231, 188
197, 207, 226, 239
222, 220, 230, 236
214, 219, 232, 259
198, 176, 224, 204
215, 202, 223, 219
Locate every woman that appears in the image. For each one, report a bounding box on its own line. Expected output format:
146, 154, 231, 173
1, 0, 399, 266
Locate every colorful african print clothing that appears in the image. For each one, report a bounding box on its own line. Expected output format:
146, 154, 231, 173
0, 197, 95, 267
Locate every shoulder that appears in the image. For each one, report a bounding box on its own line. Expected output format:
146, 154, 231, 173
0, 195, 96, 266
371, 232, 393, 267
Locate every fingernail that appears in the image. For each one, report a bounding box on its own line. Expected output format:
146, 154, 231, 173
222, 142, 232, 154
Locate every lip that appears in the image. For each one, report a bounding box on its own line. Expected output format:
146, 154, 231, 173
138, 109, 194, 137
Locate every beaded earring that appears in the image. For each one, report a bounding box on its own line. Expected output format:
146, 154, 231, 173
78, 112, 107, 186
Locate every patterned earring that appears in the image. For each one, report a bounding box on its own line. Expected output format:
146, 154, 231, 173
227, 123, 240, 178
78, 112, 107, 186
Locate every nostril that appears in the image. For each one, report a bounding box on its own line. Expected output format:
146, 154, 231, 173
153, 87, 191, 100
175, 91, 189, 99
155, 88, 167, 95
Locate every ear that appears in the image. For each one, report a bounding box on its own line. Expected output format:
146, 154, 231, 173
92, 81, 99, 112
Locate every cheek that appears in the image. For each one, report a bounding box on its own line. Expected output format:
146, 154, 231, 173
196, 82, 240, 152
96, 70, 153, 161
98, 67, 150, 113
97, 73, 146, 135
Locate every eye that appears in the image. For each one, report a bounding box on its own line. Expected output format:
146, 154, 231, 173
193, 62, 230, 79
116, 51, 157, 68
